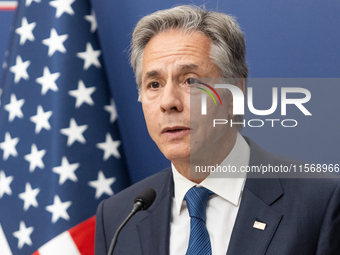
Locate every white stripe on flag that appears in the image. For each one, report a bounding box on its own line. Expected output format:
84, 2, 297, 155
37, 231, 81, 255
0, 1, 17, 7
0, 223, 13, 255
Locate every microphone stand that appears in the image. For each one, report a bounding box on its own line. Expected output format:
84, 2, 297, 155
107, 201, 143, 255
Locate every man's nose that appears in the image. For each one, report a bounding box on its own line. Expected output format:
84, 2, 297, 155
160, 82, 184, 113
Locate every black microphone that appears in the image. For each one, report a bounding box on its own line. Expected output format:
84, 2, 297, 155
107, 188, 157, 255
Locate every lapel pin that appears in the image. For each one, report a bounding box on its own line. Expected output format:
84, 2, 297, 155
253, 221, 266, 230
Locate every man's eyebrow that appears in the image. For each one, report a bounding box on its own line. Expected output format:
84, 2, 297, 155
144, 70, 161, 81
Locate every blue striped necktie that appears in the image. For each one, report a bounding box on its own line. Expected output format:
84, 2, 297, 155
185, 186, 214, 255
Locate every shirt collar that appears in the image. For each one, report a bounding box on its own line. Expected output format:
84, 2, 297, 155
172, 132, 250, 215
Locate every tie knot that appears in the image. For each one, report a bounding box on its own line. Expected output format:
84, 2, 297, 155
185, 187, 213, 222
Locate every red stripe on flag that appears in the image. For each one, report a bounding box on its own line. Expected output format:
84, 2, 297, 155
32, 251, 40, 255
69, 216, 96, 255
0, 7, 16, 11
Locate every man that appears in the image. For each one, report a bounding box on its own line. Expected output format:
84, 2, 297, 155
95, 5, 340, 255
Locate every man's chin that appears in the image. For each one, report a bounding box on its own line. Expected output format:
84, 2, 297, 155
163, 150, 190, 164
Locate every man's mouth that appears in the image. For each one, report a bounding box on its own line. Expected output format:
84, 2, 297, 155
162, 126, 190, 134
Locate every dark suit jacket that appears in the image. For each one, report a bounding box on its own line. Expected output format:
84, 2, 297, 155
95, 137, 340, 255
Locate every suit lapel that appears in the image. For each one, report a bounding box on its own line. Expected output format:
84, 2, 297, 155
136, 170, 173, 255
226, 179, 283, 255
227, 137, 284, 255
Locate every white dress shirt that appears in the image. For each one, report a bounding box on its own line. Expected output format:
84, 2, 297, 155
169, 132, 250, 255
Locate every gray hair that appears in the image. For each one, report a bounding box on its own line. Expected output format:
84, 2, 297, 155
130, 5, 248, 127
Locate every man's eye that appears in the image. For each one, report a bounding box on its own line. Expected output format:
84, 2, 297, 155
148, 82, 160, 89
186, 78, 197, 85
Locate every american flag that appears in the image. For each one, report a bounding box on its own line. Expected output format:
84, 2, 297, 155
0, 0, 131, 254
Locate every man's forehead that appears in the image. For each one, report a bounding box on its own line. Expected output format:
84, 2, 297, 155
143, 64, 200, 81
143, 29, 211, 58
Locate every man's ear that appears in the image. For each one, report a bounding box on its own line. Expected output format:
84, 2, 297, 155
237, 77, 246, 96
228, 77, 245, 120
227, 91, 234, 120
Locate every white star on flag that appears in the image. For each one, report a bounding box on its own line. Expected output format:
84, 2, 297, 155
15, 17, 36, 45
4, 93, 25, 122
24, 144, 46, 172
45, 195, 72, 223
42, 28, 68, 57
68, 80, 96, 108
76, 42, 101, 70
0, 170, 14, 198
49, 0, 76, 18
96, 133, 121, 160
52, 156, 79, 185
60, 118, 88, 146
30, 105, 53, 134
26, 0, 41, 7
88, 171, 115, 199
35, 66, 60, 95
84, 10, 97, 33
9, 55, 30, 83
18, 183, 40, 211
104, 99, 118, 123
12, 221, 34, 249
0, 132, 19, 160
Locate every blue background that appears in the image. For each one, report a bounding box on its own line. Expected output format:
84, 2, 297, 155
1, 0, 339, 183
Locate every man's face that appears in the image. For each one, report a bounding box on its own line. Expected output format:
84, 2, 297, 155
141, 29, 234, 166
